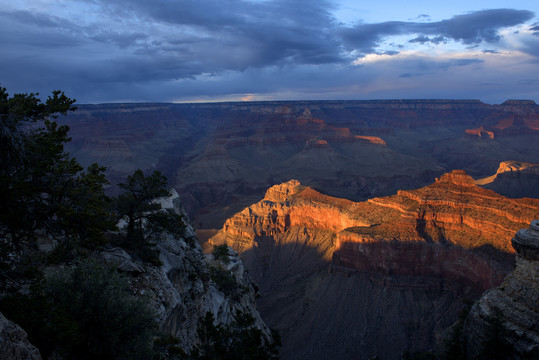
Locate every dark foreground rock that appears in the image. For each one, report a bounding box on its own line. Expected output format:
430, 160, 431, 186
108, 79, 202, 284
464, 220, 539, 359
0, 312, 41, 360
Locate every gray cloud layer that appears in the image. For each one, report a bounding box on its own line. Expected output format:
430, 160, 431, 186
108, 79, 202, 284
340, 9, 534, 52
0, 1, 537, 103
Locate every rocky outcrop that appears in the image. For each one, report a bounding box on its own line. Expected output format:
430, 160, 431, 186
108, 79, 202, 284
215, 171, 538, 257
464, 220, 539, 359
104, 189, 273, 352
210, 174, 539, 359
214, 172, 539, 281
465, 126, 495, 139
0, 313, 41, 360
476, 161, 539, 198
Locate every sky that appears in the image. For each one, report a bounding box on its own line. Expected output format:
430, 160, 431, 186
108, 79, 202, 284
0, 0, 538, 104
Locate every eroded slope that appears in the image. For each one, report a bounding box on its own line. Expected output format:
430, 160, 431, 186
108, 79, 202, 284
209, 172, 539, 359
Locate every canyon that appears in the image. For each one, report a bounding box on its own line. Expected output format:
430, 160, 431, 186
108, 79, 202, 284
56, 99, 539, 358
209, 172, 539, 359
59, 99, 539, 233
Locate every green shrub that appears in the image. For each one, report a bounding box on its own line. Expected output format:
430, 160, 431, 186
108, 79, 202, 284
1, 260, 156, 359
45, 260, 156, 359
212, 244, 230, 264
153, 334, 188, 359
192, 311, 280, 360
209, 266, 240, 297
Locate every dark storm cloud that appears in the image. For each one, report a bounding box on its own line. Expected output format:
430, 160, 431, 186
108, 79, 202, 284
399, 72, 425, 78
84, 0, 343, 67
0, 10, 84, 47
409, 35, 446, 44
0, 1, 537, 103
89, 31, 148, 49
340, 9, 534, 53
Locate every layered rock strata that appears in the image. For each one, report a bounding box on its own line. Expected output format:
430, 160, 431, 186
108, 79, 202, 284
214, 171, 539, 285
210, 173, 539, 359
61, 99, 539, 230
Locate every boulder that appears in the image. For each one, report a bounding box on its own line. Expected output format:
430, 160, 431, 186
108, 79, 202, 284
0, 312, 41, 360
464, 220, 539, 359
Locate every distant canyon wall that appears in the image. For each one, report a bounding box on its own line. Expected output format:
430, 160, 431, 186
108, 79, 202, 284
60, 99, 539, 230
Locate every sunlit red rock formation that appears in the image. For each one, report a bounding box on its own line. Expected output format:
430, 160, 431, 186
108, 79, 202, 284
476, 161, 539, 185
465, 126, 495, 139
476, 161, 539, 198
211, 171, 539, 290
208, 173, 538, 359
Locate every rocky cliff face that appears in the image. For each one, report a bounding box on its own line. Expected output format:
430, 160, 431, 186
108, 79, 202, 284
215, 170, 538, 260
101, 189, 273, 352
464, 220, 539, 359
476, 161, 539, 198
209, 173, 539, 359
0, 190, 274, 358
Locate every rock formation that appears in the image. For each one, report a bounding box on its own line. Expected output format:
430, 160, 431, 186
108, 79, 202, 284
59, 99, 539, 232
465, 126, 495, 139
215, 170, 538, 259
476, 161, 539, 198
105, 189, 274, 351
209, 173, 539, 359
0, 313, 41, 360
464, 220, 539, 359
0, 189, 274, 357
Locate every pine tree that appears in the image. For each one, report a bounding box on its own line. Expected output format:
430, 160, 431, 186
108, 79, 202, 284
115, 169, 185, 264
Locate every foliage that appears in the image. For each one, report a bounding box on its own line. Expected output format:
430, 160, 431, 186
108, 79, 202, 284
0, 86, 115, 268
0, 260, 156, 359
1, 87, 74, 240
209, 265, 248, 301
114, 169, 185, 265
212, 244, 230, 264
191, 311, 280, 360
153, 334, 188, 359
56, 163, 116, 248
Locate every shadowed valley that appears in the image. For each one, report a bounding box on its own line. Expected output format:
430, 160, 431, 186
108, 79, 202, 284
208, 173, 538, 359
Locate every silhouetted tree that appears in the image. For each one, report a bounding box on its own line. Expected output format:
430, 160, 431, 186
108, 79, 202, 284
0, 86, 115, 268
115, 169, 185, 264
